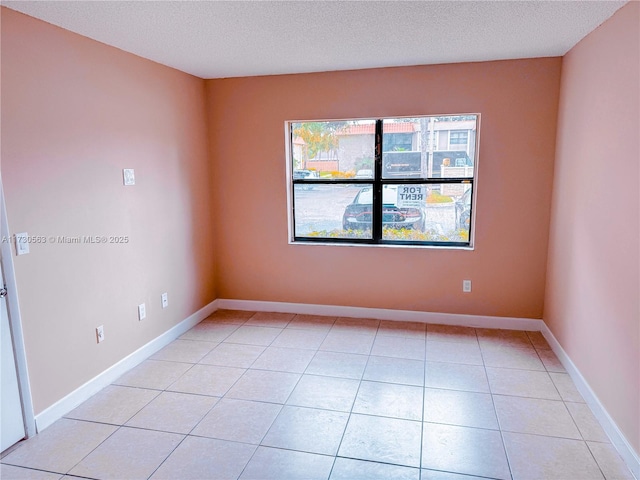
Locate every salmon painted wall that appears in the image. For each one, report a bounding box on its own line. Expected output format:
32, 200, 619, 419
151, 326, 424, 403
545, 2, 640, 455
1, 9, 215, 414
206, 58, 561, 318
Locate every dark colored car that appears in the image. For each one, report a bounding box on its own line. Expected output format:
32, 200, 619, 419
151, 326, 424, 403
455, 188, 472, 230
342, 185, 425, 231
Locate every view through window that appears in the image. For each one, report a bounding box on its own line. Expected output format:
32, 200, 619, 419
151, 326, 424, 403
289, 115, 478, 247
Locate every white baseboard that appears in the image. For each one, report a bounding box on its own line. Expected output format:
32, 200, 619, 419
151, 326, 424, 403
34, 299, 219, 432
540, 324, 640, 479
221, 298, 638, 477
32, 296, 638, 478
217, 299, 544, 331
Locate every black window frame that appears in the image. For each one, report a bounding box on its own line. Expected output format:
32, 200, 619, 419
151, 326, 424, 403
290, 116, 478, 248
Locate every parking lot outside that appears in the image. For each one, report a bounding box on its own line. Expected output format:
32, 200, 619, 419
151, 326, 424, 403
293, 185, 458, 237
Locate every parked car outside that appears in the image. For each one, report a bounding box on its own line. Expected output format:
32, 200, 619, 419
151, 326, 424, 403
293, 169, 320, 190
354, 169, 373, 179
342, 185, 425, 231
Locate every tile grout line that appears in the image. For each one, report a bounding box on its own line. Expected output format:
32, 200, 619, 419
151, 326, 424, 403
480, 328, 516, 480
326, 319, 381, 479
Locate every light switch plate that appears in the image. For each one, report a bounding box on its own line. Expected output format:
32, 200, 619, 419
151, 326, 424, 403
96, 325, 105, 343
138, 303, 146, 321
161, 292, 168, 309
15, 232, 30, 255
123, 169, 135, 186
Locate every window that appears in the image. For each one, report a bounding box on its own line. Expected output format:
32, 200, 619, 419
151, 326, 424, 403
449, 130, 468, 146
289, 115, 478, 247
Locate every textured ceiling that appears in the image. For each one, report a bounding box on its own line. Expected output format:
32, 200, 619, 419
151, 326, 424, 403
2, 0, 628, 79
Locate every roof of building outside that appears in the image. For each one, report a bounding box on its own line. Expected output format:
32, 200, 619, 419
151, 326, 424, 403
339, 122, 416, 135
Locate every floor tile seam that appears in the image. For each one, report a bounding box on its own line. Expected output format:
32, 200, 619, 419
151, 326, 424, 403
485, 383, 516, 480
491, 392, 574, 404
561, 401, 610, 445
63, 403, 173, 431
418, 338, 427, 473
281, 401, 354, 415
374, 333, 427, 341
426, 337, 480, 345
326, 328, 378, 337
426, 338, 482, 348
143, 357, 210, 366
271, 358, 322, 419
120, 357, 200, 394
244, 323, 292, 330
533, 345, 553, 352
503, 428, 618, 478
0, 461, 74, 478
349, 406, 422, 423
500, 429, 607, 445
317, 346, 373, 356
478, 354, 514, 479
362, 377, 424, 388
253, 342, 326, 353
144, 426, 192, 480
183, 431, 265, 449
369, 352, 426, 362
423, 357, 485, 366
423, 419, 516, 436
582, 438, 614, 446
283, 326, 335, 334
346, 411, 423, 427
50, 422, 126, 478
327, 455, 339, 480
482, 356, 549, 373
421, 418, 501, 431
161, 386, 226, 399
175, 392, 226, 439
278, 325, 333, 337
238, 364, 311, 377
255, 444, 337, 459
198, 401, 281, 477
584, 441, 626, 480
497, 426, 583, 442
330, 347, 372, 469
546, 371, 583, 403
301, 349, 361, 380
420, 466, 501, 480
335, 454, 423, 472
202, 318, 249, 325
484, 364, 560, 376
221, 338, 280, 348
164, 360, 249, 400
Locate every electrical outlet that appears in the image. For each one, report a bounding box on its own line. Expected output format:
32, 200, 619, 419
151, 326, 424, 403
463, 280, 472, 293
161, 292, 168, 309
123, 169, 135, 186
96, 325, 105, 343
138, 303, 146, 321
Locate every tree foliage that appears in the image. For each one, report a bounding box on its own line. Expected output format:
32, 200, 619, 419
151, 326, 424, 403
293, 122, 347, 159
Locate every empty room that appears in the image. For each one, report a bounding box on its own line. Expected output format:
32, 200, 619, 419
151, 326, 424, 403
0, 1, 638, 479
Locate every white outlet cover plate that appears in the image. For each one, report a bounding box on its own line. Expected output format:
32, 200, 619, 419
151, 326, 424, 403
138, 303, 146, 320
463, 280, 472, 292
123, 169, 135, 186
161, 293, 168, 309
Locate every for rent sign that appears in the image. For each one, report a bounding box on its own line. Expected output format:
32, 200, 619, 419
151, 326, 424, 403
396, 185, 426, 208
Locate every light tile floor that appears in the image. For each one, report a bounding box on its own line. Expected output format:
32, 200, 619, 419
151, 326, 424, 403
1, 310, 635, 480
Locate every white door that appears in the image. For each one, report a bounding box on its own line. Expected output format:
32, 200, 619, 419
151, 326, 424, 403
1, 259, 25, 452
